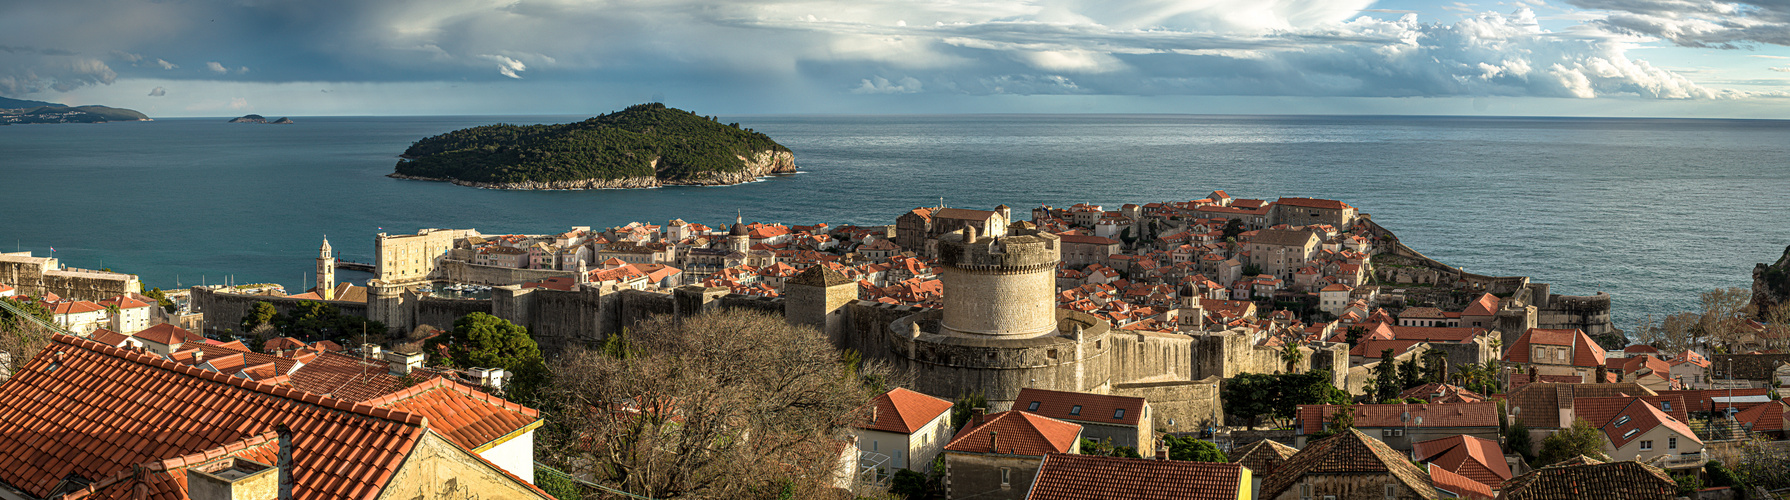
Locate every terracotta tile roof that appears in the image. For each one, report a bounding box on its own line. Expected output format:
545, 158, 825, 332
1297, 403, 1498, 434
1392, 326, 1486, 343
131, 323, 197, 346
1401, 383, 1489, 403
97, 296, 151, 310
172, 344, 303, 380
1413, 435, 1512, 488
1229, 439, 1298, 477
363, 377, 541, 452
263, 337, 307, 353
1462, 293, 1500, 317
1260, 429, 1439, 500
1571, 396, 1690, 428
1015, 388, 1146, 427
945, 411, 1081, 457
87, 328, 130, 348
1733, 399, 1789, 433
47, 300, 106, 315
1600, 399, 1698, 450
283, 351, 412, 402
0, 335, 427, 500
1025, 453, 1245, 500
1349, 339, 1427, 358
1503, 383, 1657, 429
1623, 345, 1661, 354
1274, 197, 1353, 210
1656, 388, 1772, 413
1401, 307, 1447, 319
1505, 328, 1606, 368
1496, 456, 1677, 500
1430, 464, 1495, 499
858, 387, 953, 434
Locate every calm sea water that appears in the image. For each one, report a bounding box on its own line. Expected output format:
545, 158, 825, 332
3, 114, 1787, 329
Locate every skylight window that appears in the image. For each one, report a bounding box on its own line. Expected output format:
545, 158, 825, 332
1027, 401, 1040, 411
1615, 416, 1630, 426
1070, 405, 1082, 416
1623, 428, 1639, 439
1114, 409, 1125, 419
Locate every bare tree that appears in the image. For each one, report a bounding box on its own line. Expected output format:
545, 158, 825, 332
1701, 287, 1753, 349
1, 318, 55, 382
539, 310, 891, 499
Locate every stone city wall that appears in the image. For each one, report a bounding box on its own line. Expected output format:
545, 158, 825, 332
1711, 353, 1790, 381
1535, 292, 1615, 336
189, 287, 368, 337
1110, 377, 1224, 431
0, 255, 141, 301
433, 260, 575, 286
414, 297, 492, 331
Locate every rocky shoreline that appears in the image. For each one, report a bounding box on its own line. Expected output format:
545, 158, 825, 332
388, 150, 798, 190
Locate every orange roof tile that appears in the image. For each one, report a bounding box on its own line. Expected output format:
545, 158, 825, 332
131, 323, 197, 346
283, 351, 415, 402
1505, 328, 1606, 368
945, 411, 1080, 457
1297, 403, 1498, 435
1026, 453, 1245, 500
1015, 388, 1147, 427
0, 335, 426, 500
859, 387, 953, 434
363, 377, 541, 452
1413, 435, 1512, 488
1429, 465, 1495, 499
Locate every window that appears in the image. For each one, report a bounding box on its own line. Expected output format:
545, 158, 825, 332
1640, 440, 1654, 451
1623, 429, 1639, 439
1615, 416, 1631, 426
1662, 402, 1672, 411
1000, 467, 1011, 487
1114, 409, 1126, 419
1386, 484, 1398, 499
873, 441, 878, 451
1669, 437, 1677, 449
1558, 349, 1566, 360
1070, 405, 1082, 416
1393, 429, 1404, 437
1383, 429, 1394, 437
1300, 484, 1312, 500
1027, 401, 1041, 411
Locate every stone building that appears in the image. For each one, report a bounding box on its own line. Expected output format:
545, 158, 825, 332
893, 205, 1011, 257
942, 409, 1080, 500
1245, 229, 1319, 282
0, 252, 141, 301
1503, 328, 1606, 383
375, 228, 480, 283
1056, 233, 1121, 267
1013, 388, 1153, 456
1271, 197, 1358, 230
1259, 429, 1441, 500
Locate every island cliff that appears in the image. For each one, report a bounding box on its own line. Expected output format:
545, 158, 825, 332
389, 103, 796, 189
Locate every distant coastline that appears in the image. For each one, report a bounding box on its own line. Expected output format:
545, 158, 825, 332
1, 96, 148, 125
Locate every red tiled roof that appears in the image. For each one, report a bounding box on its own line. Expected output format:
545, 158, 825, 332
283, 351, 415, 402
1429, 465, 1495, 499
1461, 293, 1499, 317
1601, 399, 1698, 450
0, 335, 427, 500
263, 337, 307, 353
1624, 345, 1661, 354
131, 323, 197, 346
1497, 455, 1676, 500
1274, 197, 1353, 210
1349, 339, 1426, 358
1504, 383, 1657, 429
858, 387, 953, 434
1055, 233, 1120, 245
1026, 453, 1245, 500
1297, 403, 1498, 435
1260, 429, 1439, 500
1657, 388, 1772, 413
945, 411, 1081, 457
46, 300, 106, 315
1413, 435, 1512, 488
1733, 400, 1789, 433
363, 377, 541, 452
87, 328, 130, 348
1400, 383, 1488, 404
1572, 396, 1690, 428
1504, 328, 1605, 368
1230, 439, 1299, 477
1015, 388, 1147, 426
97, 296, 151, 310
1391, 326, 1487, 343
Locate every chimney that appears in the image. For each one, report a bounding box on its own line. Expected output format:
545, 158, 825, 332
277, 425, 294, 500
184, 456, 277, 500
385, 350, 424, 377
971, 407, 986, 428
990, 431, 998, 453
1157, 448, 1169, 461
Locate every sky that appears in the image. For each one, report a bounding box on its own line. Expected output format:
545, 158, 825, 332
7, 0, 1790, 118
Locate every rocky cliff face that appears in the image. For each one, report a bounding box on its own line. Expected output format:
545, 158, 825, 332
1752, 245, 1790, 315
387, 149, 796, 190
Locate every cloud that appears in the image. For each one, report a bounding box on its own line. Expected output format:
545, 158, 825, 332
206, 62, 228, 73
148, 86, 166, 96
852, 76, 923, 93
156, 59, 178, 69
1772, 66, 1790, 72
229, 97, 249, 110
479, 55, 526, 79
1563, 0, 1790, 48
0, 46, 118, 95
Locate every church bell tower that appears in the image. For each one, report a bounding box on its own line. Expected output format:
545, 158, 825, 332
318, 236, 336, 300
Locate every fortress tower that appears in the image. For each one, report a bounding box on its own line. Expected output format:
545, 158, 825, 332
317, 237, 335, 300
936, 225, 1060, 338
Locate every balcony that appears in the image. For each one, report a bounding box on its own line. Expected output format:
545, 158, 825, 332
1662, 451, 1706, 469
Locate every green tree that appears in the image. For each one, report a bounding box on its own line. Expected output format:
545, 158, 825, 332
241, 301, 280, 334
889, 469, 929, 499
1705, 460, 1745, 490
1504, 418, 1534, 463
1536, 418, 1608, 466
950, 392, 989, 431
0, 297, 54, 334
427, 312, 548, 402
1371, 350, 1400, 401
1397, 357, 1422, 389
1280, 342, 1305, 373
1163, 435, 1227, 462
1673, 471, 1703, 497
1421, 350, 1448, 384
1220, 370, 1348, 427
143, 288, 178, 314
1221, 219, 1245, 239
1344, 325, 1367, 345
1079, 438, 1141, 458
1242, 264, 1263, 277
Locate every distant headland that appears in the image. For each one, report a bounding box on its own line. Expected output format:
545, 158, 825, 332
387, 102, 796, 189
228, 114, 294, 124
0, 96, 149, 125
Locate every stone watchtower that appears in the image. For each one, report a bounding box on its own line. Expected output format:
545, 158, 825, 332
317, 237, 336, 300
784, 265, 857, 344
936, 225, 1060, 338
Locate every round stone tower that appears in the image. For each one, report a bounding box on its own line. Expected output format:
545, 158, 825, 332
936, 225, 1061, 338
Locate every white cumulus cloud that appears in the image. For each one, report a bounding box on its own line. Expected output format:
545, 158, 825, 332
480, 54, 526, 79
206, 61, 227, 73
148, 86, 166, 96
852, 75, 923, 93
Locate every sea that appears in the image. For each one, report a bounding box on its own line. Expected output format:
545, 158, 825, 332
3, 114, 1788, 330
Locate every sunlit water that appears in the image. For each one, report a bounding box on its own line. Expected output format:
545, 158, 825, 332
3, 114, 1786, 328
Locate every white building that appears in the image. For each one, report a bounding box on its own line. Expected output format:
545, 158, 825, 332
853, 387, 955, 476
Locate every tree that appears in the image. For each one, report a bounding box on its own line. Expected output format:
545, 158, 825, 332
1371, 350, 1400, 401
537, 310, 879, 499
1397, 357, 1422, 389
1673, 471, 1703, 497
1731, 435, 1790, 492
1163, 435, 1227, 462
1079, 438, 1141, 458
1, 300, 56, 381
1219, 371, 1347, 428
1536, 418, 1607, 466
950, 392, 988, 431
427, 312, 547, 402
1421, 349, 1448, 384
1504, 418, 1533, 463
1700, 287, 1753, 348
1221, 219, 1245, 239
1242, 264, 1263, 277
1312, 401, 1356, 439
1344, 326, 1367, 346
1704, 460, 1745, 490
1280, 341, 1305, 373
241, 301, 280, 334
143, 287, 178, 314
889, 469, 929, 499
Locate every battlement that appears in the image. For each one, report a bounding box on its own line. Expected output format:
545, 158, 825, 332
936, 225, 1060, 273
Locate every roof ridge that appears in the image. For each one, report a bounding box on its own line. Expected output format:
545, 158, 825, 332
51, 334, 428, 428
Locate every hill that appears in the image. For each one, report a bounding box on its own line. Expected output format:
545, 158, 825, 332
0, 104, 149, 125
390, 103, 796, 189
0, 97, 64, 109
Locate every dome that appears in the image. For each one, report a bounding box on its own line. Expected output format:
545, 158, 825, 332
729, 223, 749, 237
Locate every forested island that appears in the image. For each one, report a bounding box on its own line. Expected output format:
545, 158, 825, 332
389, 103, 796, 189
0, 97, 148, 125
